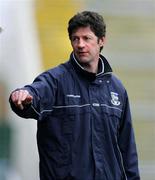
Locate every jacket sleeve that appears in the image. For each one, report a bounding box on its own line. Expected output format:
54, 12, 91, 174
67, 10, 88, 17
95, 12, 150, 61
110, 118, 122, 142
118, 90, 140, 180
9, 71, 57, 120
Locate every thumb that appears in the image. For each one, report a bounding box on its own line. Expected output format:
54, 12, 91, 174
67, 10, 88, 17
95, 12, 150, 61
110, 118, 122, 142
24, 95, 33, 104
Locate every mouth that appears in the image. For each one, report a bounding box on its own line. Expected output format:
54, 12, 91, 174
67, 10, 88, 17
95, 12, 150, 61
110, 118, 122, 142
78, 52, 88, 56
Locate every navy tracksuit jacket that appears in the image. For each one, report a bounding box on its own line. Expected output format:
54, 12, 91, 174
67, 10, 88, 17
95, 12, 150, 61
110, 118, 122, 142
10, 53, 140, 180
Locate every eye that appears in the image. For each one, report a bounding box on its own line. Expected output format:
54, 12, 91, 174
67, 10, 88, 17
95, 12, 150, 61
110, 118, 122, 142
71, 36, 79, 42
84, 36, 92, 41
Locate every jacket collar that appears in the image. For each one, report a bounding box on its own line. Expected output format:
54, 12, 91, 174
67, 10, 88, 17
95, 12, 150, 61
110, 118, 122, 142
70, 52, 112, 81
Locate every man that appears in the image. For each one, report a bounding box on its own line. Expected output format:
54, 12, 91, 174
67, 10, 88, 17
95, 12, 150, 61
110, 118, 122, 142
9, 11, 140, 180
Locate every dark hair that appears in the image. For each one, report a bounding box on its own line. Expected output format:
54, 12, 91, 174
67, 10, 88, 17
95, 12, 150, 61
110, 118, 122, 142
68, 11, 106, 39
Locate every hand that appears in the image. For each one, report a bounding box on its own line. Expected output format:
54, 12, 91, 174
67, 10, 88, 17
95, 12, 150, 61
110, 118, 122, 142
10, 89, 33, 110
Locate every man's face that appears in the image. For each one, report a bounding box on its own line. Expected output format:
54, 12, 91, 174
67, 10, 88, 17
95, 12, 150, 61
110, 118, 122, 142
70, 26, 105, 65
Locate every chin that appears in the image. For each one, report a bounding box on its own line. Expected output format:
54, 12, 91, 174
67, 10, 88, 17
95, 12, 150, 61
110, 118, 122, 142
78, 56, 89, 62
79, 59, 90, 65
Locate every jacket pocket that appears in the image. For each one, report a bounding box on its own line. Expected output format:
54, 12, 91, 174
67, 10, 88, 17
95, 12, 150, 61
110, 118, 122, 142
101, 103, 122, 118
100, 104, 122, 135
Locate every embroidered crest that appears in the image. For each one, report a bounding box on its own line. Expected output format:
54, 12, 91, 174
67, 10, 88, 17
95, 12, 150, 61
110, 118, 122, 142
110, 92, 120, 106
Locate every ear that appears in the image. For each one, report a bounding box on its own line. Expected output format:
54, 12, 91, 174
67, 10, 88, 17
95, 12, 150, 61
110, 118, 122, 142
99, 37, 106, 47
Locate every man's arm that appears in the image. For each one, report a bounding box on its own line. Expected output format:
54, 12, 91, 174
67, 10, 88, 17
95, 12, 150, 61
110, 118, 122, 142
9, 70, 58, 120
118, 91, 140, 179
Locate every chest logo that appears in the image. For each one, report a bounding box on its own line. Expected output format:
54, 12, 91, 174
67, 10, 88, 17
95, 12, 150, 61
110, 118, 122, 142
110, 92, 120, 106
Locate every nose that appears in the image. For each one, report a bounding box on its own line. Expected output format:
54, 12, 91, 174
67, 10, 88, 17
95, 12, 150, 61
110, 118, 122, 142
77, 39, 85, 48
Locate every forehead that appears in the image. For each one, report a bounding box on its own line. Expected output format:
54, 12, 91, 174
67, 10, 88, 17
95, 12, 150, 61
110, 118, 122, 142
71, 26, 96, 37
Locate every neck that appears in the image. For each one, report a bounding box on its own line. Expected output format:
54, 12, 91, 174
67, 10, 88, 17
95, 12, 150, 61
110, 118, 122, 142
73, 53, 99, 74
82, 61, 98, 73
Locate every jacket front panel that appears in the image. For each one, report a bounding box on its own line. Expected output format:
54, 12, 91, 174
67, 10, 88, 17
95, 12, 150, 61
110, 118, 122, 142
35, 62, 126, 180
